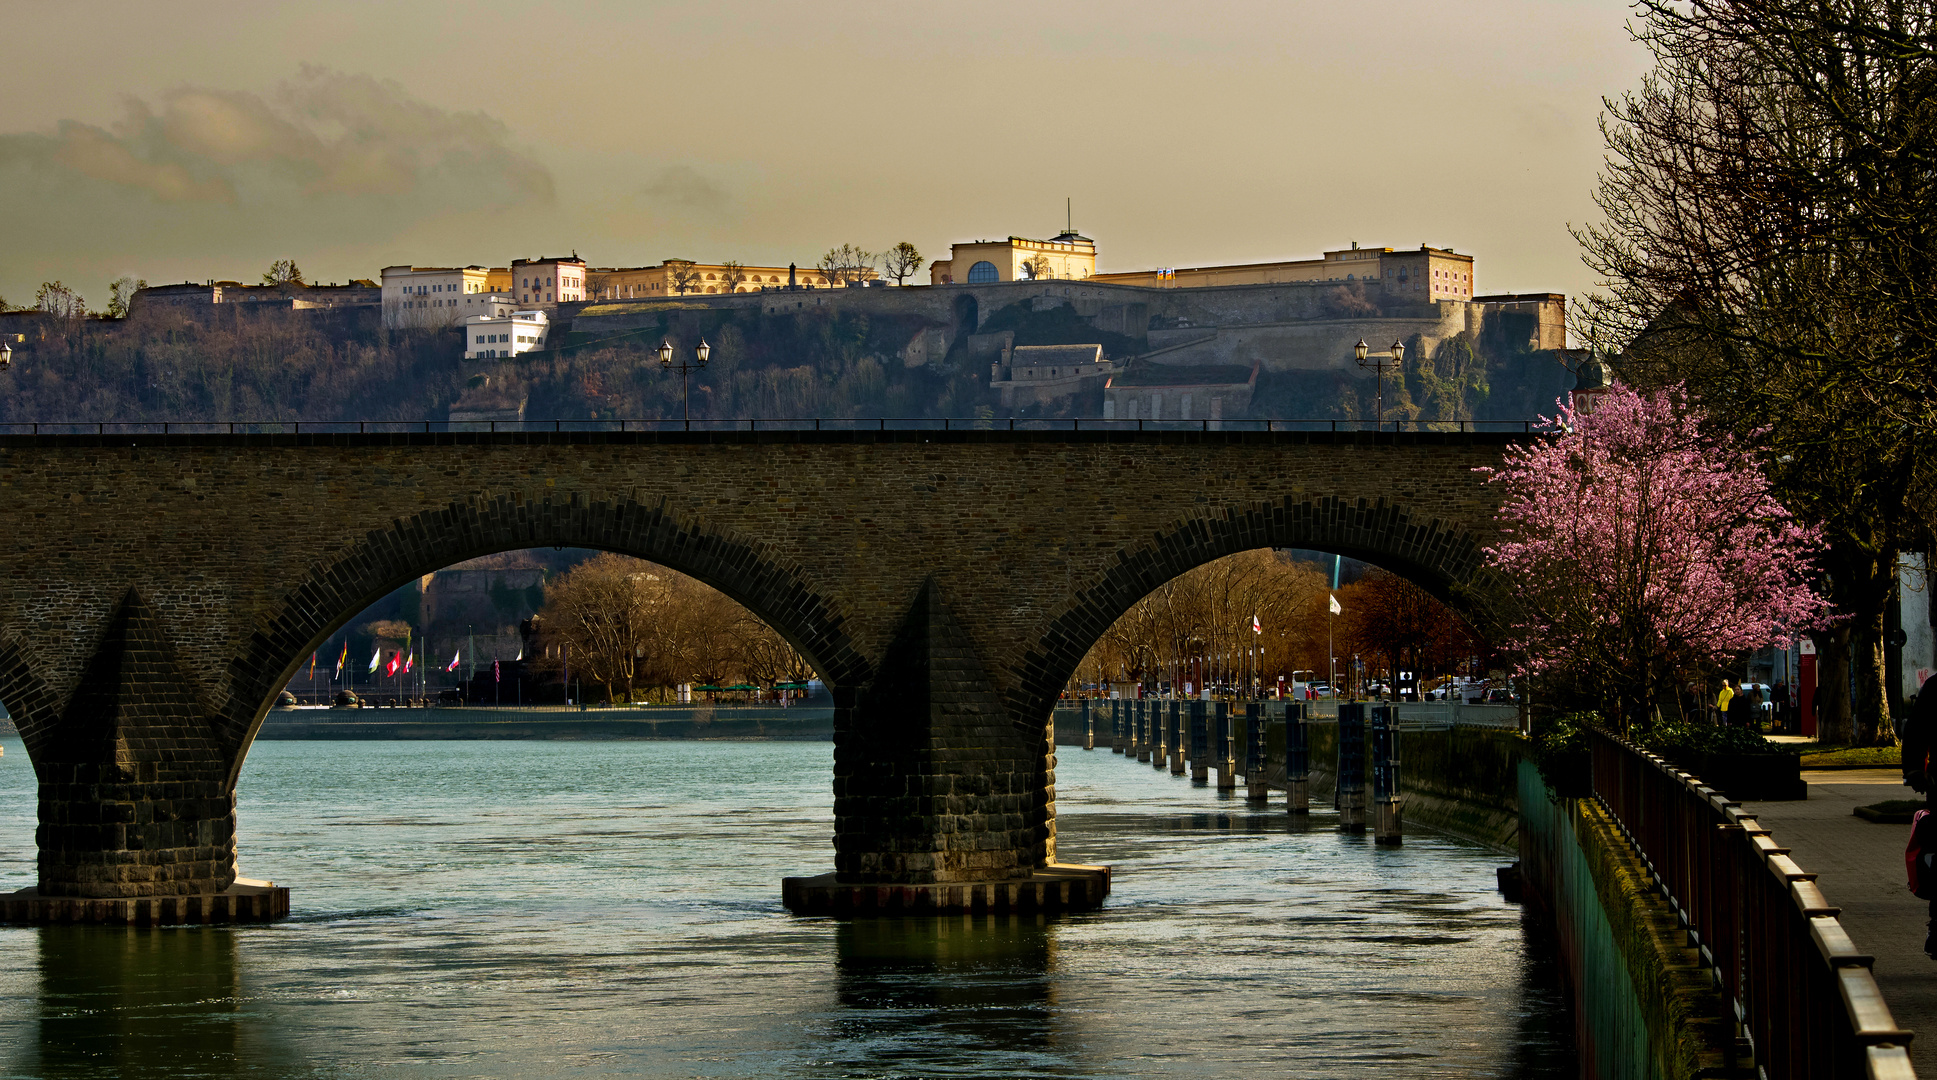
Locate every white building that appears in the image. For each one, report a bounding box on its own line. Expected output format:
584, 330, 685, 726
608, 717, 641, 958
464, 310, 550, 360
381, 265, 514, 329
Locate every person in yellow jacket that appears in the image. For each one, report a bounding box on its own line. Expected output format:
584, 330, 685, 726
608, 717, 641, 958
1715, 679, 1735, 725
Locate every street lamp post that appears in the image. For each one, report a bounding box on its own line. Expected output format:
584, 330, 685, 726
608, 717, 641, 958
659, 338, 711, 430
1353, 339, 1405, 425
0, 343, 12, 371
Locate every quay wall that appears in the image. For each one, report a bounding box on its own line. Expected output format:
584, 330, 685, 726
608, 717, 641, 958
1517, 760, 1741, 1079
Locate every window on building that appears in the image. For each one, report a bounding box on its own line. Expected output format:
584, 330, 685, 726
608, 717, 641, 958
967, 261, 999, 283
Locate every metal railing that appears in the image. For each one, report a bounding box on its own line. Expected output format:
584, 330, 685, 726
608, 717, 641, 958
1589, 728, 1915, 1078
0, 417, 1548, 437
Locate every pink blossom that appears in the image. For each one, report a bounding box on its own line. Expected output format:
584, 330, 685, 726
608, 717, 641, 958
1477, 383, 1828, 721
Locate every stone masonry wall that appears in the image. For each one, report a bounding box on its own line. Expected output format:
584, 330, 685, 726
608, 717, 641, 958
0, 429, 1520, 890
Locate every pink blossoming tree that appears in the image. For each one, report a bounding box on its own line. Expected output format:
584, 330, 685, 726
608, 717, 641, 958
1478, 383, 1829, 731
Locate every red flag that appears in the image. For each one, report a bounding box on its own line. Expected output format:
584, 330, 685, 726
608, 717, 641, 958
495, 660, 501, 683
385, 651, 400, 677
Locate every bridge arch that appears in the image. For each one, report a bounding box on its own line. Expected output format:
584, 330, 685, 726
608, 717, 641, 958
220, 492, 872, 786
1005, 493, 1504, 726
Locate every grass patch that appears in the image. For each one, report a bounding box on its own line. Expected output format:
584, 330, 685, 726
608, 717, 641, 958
1800, 745, 1901, 768
1854, 799, 1923, 824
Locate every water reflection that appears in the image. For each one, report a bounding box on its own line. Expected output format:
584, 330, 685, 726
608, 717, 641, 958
24, 927, 263, 1078
824, 915, 1062, 1076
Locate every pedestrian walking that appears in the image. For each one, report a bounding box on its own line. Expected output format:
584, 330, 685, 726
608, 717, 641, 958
1716, 679, 1736, 726
1901, 674, 1937, 958
1727, 683, 1754, 729
1773, 681, 1792, 734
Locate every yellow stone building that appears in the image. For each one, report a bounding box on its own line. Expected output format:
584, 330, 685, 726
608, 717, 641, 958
1091, 243, 1477, 300
928, 231, 1098, 285
586, 260, 872, 299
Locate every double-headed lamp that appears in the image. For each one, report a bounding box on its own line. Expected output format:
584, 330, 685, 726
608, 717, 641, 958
1353, 339, 1369, 362
658, 340, 673, 366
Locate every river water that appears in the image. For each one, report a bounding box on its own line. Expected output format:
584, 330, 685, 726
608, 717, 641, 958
0, 736, 1574, 1078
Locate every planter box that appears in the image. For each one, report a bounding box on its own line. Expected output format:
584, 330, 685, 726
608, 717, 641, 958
1675, 752, 1807, 801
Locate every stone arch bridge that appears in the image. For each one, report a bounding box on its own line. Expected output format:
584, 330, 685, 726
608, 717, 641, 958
0, 428, 1525, 919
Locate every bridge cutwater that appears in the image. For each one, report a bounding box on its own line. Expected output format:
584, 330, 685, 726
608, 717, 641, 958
0, 423, 1519, 922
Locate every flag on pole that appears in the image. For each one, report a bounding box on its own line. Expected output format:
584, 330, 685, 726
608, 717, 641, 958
1251, 614, 1262, 635
336, 642, 347, 678
403, 650, 414, 674
447, 651, 461, 672
309, 652, 317, 678
385, 651, 400, 677
369, 648, 381, 673
494, 660, 501, 683
1329, 594, 1342, 615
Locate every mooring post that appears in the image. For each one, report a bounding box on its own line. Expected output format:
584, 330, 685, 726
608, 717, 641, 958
1337, 702, 1367, 832
1214, 701, 1236, 792
1169, 700, 1186, 775
1151, 697, 1170, 770
1244, 702, 1269, 802
1083, 698, 1094, 750
1285, 700, 1310, 814
1189, 700, 1209, 783
1135, 700, 1151, 762
1111, 700, 1125, 754
1372, 704, 1403, 845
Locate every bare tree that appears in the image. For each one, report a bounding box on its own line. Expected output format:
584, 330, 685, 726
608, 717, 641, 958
817, 245, 875, 288
881, 242, 922, 285
34, 281, 85, 320
717, 260, 749, 293
261, 260, 304, 287
1575, 0, 1937, 742
106, 277, 147, 319
1021, 254, 1053, 281
538, 552, 672, 702
667, 261, 703, 296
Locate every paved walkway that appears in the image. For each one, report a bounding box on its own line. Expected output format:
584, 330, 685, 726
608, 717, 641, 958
1742, 770, 1932, 1074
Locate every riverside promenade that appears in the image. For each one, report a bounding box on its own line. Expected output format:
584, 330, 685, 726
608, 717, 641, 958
1743, 768, 1934, 1076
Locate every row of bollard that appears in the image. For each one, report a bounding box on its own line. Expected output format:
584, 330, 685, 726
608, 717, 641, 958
1098, 697, 1402, 843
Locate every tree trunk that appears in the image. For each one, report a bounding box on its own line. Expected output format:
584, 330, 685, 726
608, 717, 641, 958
1853, 610, 1895, 746
1818, 622, 1854, 745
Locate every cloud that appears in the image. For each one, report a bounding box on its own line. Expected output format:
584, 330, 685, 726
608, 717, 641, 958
0, 67, 553, 207
642, 165, 729, 213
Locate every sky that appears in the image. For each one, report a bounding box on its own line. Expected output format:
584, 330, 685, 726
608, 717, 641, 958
0, 0, 1652, 310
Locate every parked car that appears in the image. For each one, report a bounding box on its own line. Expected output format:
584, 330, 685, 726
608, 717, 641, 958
1738, 682, 1776, 713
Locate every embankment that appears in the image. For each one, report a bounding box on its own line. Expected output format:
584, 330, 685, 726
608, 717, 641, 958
255, 705, 833, 740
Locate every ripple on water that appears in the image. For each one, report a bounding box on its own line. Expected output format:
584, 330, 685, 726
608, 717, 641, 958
0, 736, 1574, 1078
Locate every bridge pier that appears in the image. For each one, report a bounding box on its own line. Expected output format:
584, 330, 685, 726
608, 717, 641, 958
1285, 702, 1310, 815
1372, 706, 1403, 846
1244, 703, 1270, 803
785, 580, 1109, 916
1168, 702, 1185, 775
1337, 704, 1368, 833
3, 589, 287, 926
1189, 701, 1209, 783
1213, 702, 1236, 793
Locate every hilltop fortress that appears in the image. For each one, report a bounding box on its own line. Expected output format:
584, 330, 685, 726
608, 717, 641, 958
567, 234, 1567, 416
117, 229, 1568, 420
